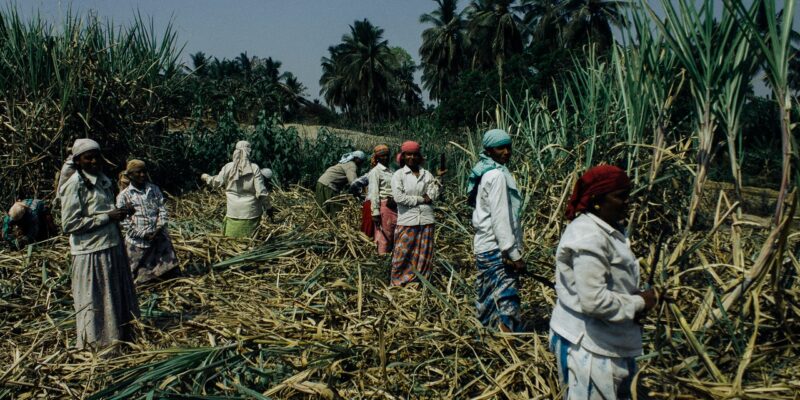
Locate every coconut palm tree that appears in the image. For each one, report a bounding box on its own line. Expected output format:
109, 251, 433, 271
465, 0, 524, 103
390, 47, 424, 117
189, 51, 209, 76
560, 0, 630, 52
517, 0, 566, 50
319, 45, 355, 115
338, 19, 395, 124
419, 0, 467, 101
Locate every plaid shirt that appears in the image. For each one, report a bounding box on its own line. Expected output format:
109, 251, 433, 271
116, 182, 168, 248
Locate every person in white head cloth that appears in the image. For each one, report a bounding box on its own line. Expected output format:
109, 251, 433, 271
200, 140, 271, 237
315, 150, 366, 215
60, 138, 139, 350
260, 167, 275, 221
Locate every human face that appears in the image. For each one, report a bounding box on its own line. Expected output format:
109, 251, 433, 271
375, 153, 390, 167
128, 167, 148, 187
76, 150, 102, 175
403, 151, 423, 169
595, 188, 631, 225
486, 144, 512, 165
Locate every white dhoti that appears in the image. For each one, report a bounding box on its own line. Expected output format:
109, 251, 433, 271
550, 331, 637, 400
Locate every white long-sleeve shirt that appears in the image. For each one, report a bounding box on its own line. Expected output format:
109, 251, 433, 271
550, 213, 645, 358
203, 162, 269, 219
472, 169, 523, 260
60, 172, 121, 255
367, 163, 394, 217
391, 166, 441, 226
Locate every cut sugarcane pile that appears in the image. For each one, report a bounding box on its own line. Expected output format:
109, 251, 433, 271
0, 185, 798, 399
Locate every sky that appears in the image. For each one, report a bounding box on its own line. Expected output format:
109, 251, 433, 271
9, 1, 800, 101
13, 0, 442, 101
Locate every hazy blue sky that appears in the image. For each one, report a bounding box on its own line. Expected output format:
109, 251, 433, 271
14, 0, 447, 101
9, 1, 799, 100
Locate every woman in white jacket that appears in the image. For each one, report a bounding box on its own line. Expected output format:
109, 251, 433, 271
550, 165, 657, 399
390, 140, 444, 286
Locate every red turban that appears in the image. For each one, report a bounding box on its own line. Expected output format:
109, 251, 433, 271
565, 165, 631, 220
371, 144, 390, 168
400, 140, 421, 153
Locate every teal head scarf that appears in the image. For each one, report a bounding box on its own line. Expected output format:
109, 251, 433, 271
482, 128, 512, 149
467, 129, 522, 219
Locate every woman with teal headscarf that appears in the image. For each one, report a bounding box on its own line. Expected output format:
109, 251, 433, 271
468, 128, 525, 332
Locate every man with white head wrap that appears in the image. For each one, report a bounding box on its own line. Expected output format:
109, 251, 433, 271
315, 150, 366, 215
200, 140, 271, 237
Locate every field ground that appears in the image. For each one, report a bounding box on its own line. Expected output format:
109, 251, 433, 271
2, 181, 799, 398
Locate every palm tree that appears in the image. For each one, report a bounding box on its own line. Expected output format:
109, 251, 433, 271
419, 0, 467, 101
189, 51, 208, 76
390, 47, 424, 116
338, 19, 395, 124
320, 45, 355, 115
466, 0, 524, 103
560, 0, 630, 52
517, 0, 566, 50
237, 52, 252, 81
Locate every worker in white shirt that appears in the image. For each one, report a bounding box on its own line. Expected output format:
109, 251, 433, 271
200, 140, 271, 238
367, 144, 397, 255
467, 129, 524, 332
390, 140, 445, 286
550, 165, 657, 400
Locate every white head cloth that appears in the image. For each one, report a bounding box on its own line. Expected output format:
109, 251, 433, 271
338, 150, 366, 164
227, 140, 252, 181
71, 138, 101, 158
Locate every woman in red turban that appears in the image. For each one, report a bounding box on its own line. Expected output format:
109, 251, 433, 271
550, 165, 657, 399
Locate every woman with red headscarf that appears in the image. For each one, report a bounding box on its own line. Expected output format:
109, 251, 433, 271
389, 141, 445, 286
549, 165, 657, 399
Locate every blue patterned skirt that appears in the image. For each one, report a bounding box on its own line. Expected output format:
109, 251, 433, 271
475, 249, 521, 332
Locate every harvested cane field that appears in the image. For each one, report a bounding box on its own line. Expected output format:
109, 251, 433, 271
1, 0, 800, 398
2, 175, 799, 398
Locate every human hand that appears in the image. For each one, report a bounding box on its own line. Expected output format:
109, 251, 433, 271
422, 194, 432, 204
266, 208, 275, 222
201, 173, 211, 183
510, 259, 525, 273
107, 208, 129, 221
638, 289, 657, 312
436, 168, 447, 177
12, 225, 25, 238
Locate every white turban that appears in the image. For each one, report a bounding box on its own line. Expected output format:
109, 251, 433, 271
71, 138, 101, 158
339, 150, 366, 164
226, 140, 252, 181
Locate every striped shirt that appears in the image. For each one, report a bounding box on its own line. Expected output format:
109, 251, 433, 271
116, 182, 168, 248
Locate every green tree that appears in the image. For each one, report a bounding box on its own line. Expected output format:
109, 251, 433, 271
339, 19, 395, 124
560, 0, 630, 52
419, 0, 467, 101
466, 0, 524, 103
